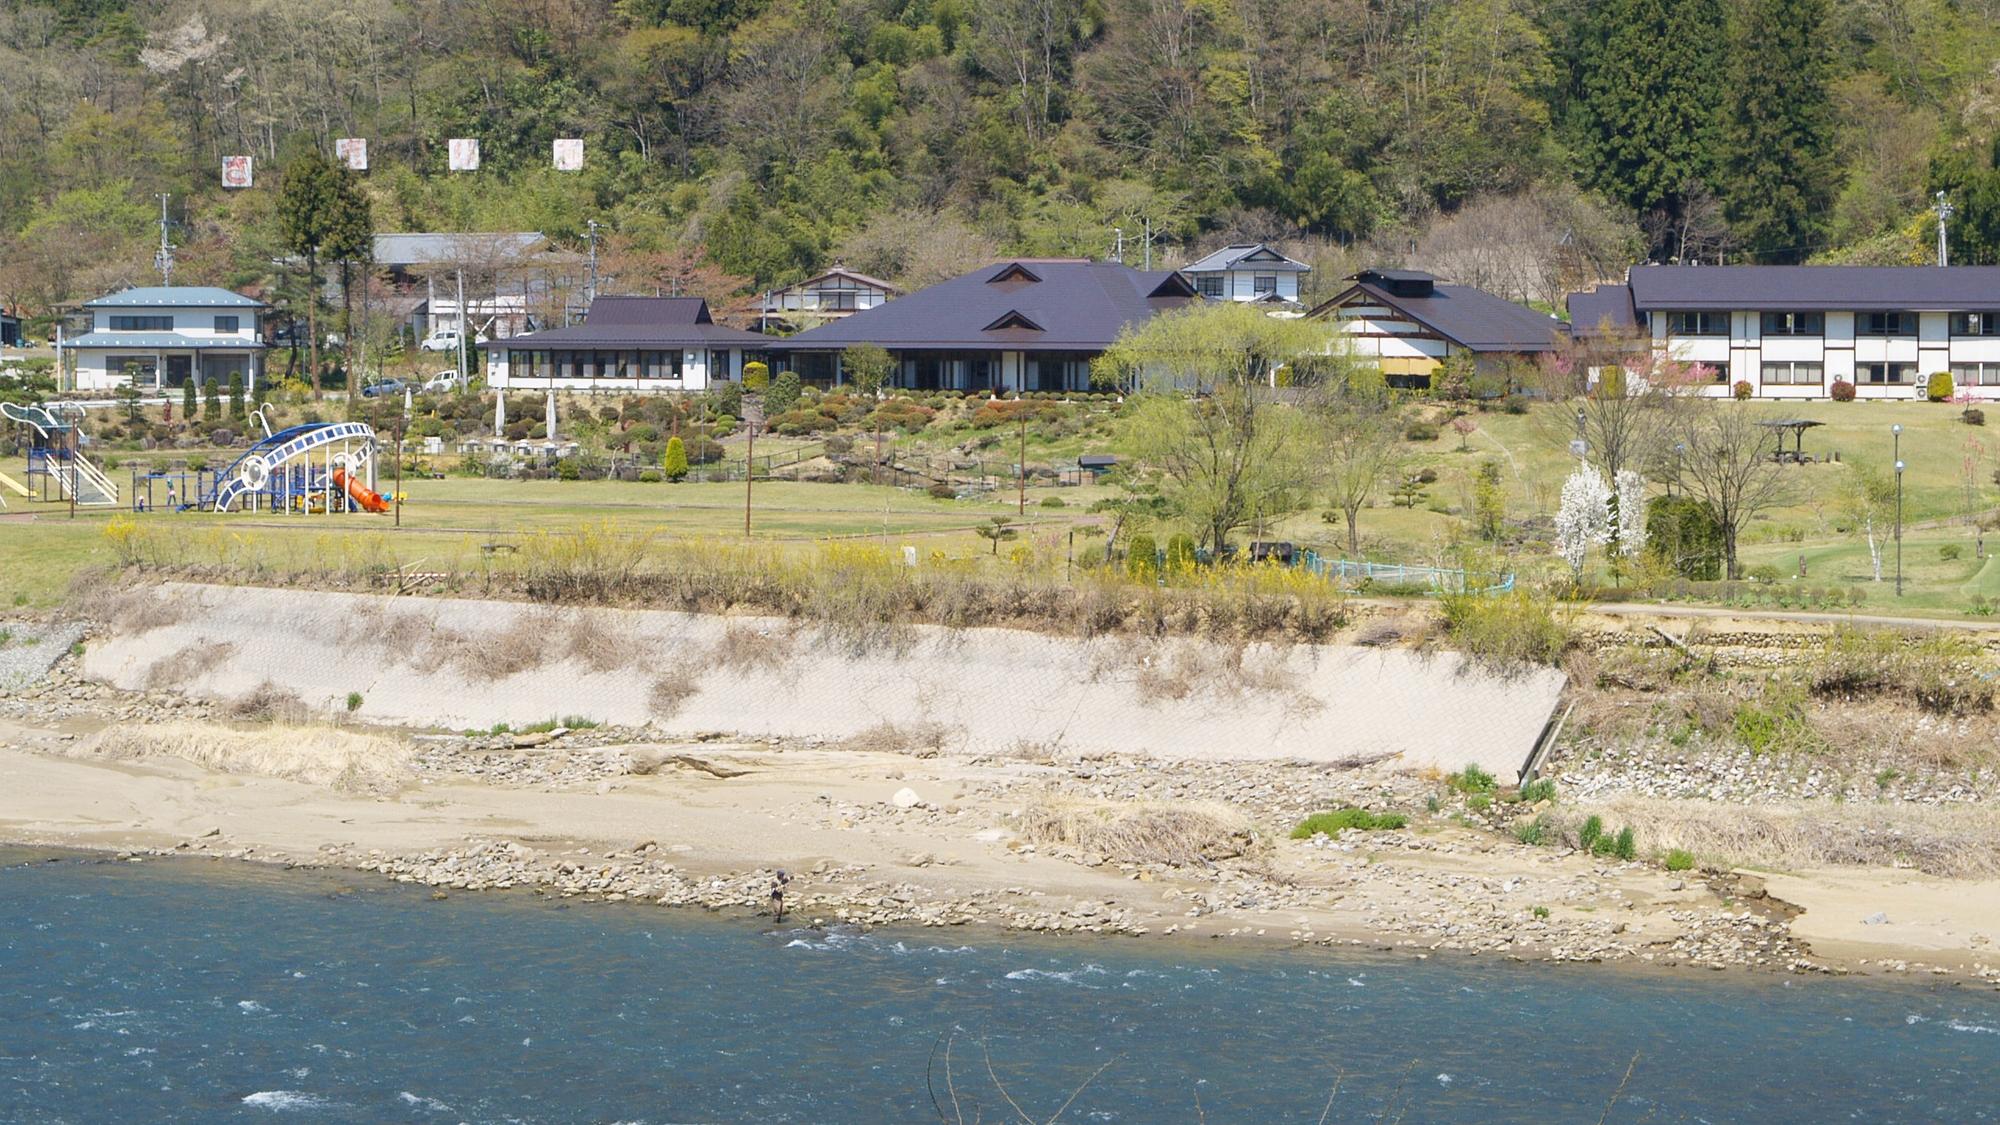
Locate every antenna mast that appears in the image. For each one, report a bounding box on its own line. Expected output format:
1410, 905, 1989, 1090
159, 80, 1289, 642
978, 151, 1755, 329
154, 194, 175, 285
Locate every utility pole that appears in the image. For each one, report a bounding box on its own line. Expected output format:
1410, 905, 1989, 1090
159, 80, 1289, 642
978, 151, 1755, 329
744, 416, 755, 536
154, 194, 175, 285
1112, 227, 1123, 264
586, 220, 601, 306
1017, 412, 1027, 515
1144, 216, 1153, 270
1935, 192, 1954, 267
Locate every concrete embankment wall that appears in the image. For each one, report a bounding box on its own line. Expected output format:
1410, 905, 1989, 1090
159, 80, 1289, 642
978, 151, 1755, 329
82, 583, 1565, 780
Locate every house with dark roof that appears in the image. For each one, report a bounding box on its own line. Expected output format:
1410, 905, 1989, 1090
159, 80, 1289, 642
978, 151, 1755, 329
774, 259, 1200, 391
478, 296, 767, 392
1179, 243, 1311, 304
1, 310, 19, 348
370, 232, 571, 340
1567, 265, 2000, 399
65, 286, 268, 392
1307, 270, 1565, 386
755, 264, 900, 331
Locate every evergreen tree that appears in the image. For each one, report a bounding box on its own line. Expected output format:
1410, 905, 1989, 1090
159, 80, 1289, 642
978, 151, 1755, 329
227, 371, 245, 419
1717, 0, 1839, 262
1565, 0, 1727, 257
180, 378, 196, 423
202, 378, 220, 421
275, 151, 339, 400
765, 369, 801, 416
323, 170, 374, 397
662, 436, 689, 482
1929, 136, 2000, 266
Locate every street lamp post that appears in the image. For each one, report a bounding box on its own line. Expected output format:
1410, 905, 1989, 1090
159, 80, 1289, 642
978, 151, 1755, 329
1895, 459, 1906, 597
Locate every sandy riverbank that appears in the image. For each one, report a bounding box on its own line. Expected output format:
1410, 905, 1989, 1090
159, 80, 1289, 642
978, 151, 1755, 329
5, 659, 1999, 985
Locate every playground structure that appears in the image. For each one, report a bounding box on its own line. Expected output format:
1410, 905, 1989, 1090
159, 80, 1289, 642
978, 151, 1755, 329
187, 421, 390, 514
0, 401, 119, 507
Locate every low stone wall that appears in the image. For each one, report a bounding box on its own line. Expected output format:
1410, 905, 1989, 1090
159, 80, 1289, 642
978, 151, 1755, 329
81, 583, 1566, 780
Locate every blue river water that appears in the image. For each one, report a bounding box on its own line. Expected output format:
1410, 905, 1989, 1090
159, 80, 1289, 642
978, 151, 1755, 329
4, 847, 2000, 1124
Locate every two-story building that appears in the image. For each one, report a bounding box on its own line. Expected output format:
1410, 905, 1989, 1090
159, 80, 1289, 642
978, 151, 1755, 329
478, 296, 767, 393
754, 265, 900, 332
1178, 243, 1311, 305
1308, 269, 1567, 386
65, 286, 267, 392
1566, 266, 2000, 399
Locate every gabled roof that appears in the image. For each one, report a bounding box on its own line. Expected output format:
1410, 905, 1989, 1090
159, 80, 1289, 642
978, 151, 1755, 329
373, 232, 550, 267
82, 286, 265, 309
1311, 277, 1566, 353
1565, 284, 1640, 337
782, 260, 1200, 352
477, 297, 768, 349
1624, 265, 2000, 311
766, 265, 900, 296
1182, 243, 1311, 274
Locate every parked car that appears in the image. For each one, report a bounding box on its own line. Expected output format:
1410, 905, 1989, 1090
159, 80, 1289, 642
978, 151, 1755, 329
421, 370, 461, 394
419, 328, 483, 352
360, 379, 409, 399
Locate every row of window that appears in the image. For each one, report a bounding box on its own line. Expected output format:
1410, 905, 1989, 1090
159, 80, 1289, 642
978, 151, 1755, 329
1667, 311, 2000, 337
1195, 275, 1281, 298
107, 315, 242, 333
506, 350, 691, 380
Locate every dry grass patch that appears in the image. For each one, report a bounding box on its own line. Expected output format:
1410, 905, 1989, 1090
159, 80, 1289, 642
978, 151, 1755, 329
70, 721, 410, 795
710, 622, 796, 671
226, 681, 311, 724
143, 641, 236, 690
833, 721, 951, 756
1014, 797, 1254, 866
1554, 796, 2000, 878
647, 671, 702, 720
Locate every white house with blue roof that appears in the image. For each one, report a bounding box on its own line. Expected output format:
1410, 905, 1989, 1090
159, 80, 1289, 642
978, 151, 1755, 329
66, 286, 267, 393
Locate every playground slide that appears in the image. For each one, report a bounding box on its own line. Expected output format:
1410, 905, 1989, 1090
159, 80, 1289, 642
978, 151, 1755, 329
0, 470, 26, 497
332, 469, 392, 514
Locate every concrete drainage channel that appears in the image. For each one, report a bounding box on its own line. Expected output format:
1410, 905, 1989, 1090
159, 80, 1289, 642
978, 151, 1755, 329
80, 582, 1565, 781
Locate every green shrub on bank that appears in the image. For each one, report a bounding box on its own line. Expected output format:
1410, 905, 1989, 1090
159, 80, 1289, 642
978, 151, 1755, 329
1438, 589, 1575, 668
1292, 808, 1409, 837
1516, 778, 1556, 804
1664, 849, 1695, 871
1447, 763, 1498, 793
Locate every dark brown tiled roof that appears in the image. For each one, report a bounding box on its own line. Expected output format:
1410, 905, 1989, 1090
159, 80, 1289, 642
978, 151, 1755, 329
781, 261, 1199, 352
1313, 282, 1566, 352
478, 297, 769, 349
1625, 265, 2000, 310
1566, 285, 1639, 336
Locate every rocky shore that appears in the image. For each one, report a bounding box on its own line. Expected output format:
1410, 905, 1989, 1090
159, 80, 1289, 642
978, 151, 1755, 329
3, 616, 1997, 984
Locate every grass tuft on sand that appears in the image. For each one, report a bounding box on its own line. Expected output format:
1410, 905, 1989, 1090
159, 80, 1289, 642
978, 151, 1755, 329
71, 721, 411, 795
1555, 796, 2000, 878
1015, 797, 1252, 866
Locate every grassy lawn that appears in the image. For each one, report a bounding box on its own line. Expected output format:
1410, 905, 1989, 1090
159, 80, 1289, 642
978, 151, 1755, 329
10, 395, 2000, 620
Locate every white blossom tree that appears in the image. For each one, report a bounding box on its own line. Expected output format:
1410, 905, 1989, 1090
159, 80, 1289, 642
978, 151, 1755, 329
1614, 469, 1649, 558
1556, 464, 1613, 584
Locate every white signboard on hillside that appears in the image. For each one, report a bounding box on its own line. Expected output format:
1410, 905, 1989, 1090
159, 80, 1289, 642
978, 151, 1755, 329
553, 138, 583, 171
336, 138, 368, 171
448, 139, 480, 172
221, 156, 252, 188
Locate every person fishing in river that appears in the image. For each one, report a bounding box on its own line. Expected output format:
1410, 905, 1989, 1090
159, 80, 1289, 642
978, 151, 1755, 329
770, 869, 791, 923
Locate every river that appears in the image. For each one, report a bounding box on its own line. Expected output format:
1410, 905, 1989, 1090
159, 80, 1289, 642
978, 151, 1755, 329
3, 848, 1997, 1123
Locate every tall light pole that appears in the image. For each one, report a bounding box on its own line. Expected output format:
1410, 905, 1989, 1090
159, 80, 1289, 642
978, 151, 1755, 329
1895, 458, 1906, 597
1936, 191, 1954, 268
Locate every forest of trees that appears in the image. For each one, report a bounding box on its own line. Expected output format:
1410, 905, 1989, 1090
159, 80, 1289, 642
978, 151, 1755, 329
4, 0, 2000, 327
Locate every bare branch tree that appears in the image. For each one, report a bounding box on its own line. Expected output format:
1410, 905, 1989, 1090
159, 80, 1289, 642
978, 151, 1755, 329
1672, 402, 1794, 578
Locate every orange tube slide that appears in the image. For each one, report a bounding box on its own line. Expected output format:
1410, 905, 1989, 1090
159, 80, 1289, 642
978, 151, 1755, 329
332, 468, 391, 513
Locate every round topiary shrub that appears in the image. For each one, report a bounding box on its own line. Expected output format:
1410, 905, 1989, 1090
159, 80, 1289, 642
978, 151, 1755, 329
1733, 381, 1753, 401
1928, 371, 1955, 401
1039, 495, 1066, 508
927, 482, 956, 499
638, 469, 663, 482
1125, 533, 1158, 580
1404, 420, 1439, 442
1830, 380, 1855, 402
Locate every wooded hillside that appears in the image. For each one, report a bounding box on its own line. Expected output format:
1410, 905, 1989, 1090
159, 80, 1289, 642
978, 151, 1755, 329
4, 0, 2000, 319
